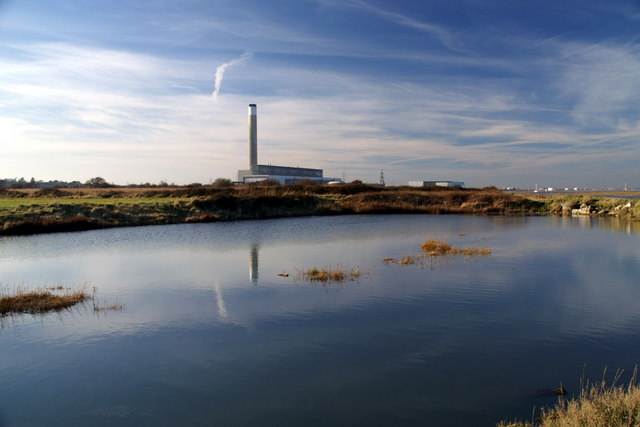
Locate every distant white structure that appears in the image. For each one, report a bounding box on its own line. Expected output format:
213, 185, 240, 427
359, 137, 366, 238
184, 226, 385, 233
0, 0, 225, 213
409, 181, 465, 188
237, 104, 341, 184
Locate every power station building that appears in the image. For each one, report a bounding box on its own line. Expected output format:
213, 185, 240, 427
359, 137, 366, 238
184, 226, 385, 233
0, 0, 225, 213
237, 104, 338, 184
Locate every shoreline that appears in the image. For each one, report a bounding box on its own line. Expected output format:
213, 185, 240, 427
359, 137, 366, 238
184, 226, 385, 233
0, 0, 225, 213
1, 185, 638, 236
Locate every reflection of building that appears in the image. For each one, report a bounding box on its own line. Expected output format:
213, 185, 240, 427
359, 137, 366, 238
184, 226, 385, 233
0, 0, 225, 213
408, 180, 465, 188
249, 243, 259, 284
237, 104, 340, 184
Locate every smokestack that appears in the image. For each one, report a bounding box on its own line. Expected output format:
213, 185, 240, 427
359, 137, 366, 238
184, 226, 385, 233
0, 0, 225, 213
248, 104, 257, 169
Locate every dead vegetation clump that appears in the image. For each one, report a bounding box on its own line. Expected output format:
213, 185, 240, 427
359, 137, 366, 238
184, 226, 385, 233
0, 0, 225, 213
396, 255, 417, 265
1, 285, 124, 320
421, 239, 454, 255
93, 300, 124, 312
384, 238, 491, 266
498, 369, 640, 427
0, 286, 89, 316
421, 239, 491, 257
297, 266, 362, 283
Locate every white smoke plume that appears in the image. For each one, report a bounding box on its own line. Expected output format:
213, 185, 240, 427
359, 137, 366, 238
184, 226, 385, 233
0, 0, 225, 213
212, 51, 253, 102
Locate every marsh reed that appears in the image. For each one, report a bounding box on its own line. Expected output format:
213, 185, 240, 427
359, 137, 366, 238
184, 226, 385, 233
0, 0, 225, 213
297, 265, 362, 283
0, 285, 89, 316
498, 368, 640, 427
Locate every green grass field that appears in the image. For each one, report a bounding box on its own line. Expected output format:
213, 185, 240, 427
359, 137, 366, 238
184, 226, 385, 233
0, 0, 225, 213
0, 196, 188, 208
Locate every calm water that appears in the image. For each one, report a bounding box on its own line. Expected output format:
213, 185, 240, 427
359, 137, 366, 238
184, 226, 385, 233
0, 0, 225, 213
1, 215, 639, 426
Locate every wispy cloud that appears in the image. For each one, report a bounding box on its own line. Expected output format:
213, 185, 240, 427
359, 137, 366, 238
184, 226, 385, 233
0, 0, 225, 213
1, 10, 639, 188
211, 51, 253, 103
322, 0, 462, 51
555, 42, 640, 129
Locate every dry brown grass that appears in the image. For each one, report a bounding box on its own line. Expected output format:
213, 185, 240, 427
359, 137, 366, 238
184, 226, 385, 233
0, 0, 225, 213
397, 255, 418, 265
498, 370, 640, 427
384, 239, 491, 268
421, 239, 454, 255
458, 247, 492, 256
0, 286, 89, 315
421, 239, 491, 257
298, 266, 362, 283
93, 302, 124, 312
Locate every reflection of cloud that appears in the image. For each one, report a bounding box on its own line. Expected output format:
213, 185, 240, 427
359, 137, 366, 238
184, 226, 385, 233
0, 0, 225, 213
212, 281, 230, 322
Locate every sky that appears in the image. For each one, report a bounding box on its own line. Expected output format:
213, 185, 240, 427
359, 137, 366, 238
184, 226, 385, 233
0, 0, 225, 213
1, 0, 639, 188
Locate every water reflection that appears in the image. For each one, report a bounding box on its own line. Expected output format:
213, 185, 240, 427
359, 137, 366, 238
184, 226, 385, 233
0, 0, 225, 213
249, 243, 259, 285
0, 215, 639, 427
212, 282, 230, 322
550, 215, 640, 234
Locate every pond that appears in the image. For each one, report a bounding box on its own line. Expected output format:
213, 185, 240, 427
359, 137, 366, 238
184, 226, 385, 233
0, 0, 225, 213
1, 215, 639, 426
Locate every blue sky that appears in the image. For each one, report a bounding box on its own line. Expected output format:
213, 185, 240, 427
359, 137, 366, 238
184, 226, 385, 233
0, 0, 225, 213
1, 0, 639, 188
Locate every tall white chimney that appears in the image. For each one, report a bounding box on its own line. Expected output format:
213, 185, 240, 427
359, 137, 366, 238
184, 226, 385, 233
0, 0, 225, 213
248, 104, 257, 170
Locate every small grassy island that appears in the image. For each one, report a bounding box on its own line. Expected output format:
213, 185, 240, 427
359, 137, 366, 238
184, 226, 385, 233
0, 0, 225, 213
297, 266, 363, 283
0, 286, 123, 319
0, 286, 89, 316
1, 184, 638, 236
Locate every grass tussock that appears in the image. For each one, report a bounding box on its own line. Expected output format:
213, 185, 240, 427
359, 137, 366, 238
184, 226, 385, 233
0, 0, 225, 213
395, 255, 418, 265
384, 239, 491, 267
421, 239, 454, 255
421, 239, 491, 257
0, 286, 89, 316
90, 287, 124, 313
93, 301, 124, 312
298, 265, 362, 283
498, 370, 640, 427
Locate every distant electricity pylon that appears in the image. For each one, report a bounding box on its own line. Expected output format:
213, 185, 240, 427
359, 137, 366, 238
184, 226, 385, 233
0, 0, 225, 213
379, 170, 385, 186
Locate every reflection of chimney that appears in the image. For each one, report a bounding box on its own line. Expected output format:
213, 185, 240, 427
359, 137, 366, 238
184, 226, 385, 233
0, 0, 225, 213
249, 243, 259, 284
249, 104, 257, 171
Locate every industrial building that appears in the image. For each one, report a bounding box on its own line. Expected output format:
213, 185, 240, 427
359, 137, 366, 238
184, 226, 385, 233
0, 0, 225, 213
237, 104, 339, 184
409, 181, 465, 188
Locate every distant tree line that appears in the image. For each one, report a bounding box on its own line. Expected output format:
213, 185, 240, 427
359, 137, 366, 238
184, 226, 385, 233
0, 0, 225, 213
0, 176, 236, 189
0, 177, 84, 189
1, 176, 362, 189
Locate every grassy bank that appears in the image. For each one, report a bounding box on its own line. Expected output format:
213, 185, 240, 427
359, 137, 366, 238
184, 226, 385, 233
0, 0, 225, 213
525, 192, 640, 219
498, 372, 640, 427
0, 185, 637, 236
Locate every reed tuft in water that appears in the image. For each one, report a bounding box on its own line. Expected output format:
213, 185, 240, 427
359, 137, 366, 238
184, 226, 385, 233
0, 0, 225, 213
421, 239, 491, 257
498, 369, 640, 427
0, 285, 89, 316
298, 265, 362, 283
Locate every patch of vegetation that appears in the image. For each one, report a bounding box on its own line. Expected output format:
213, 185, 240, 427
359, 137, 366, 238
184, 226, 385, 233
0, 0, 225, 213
297, 265, 362, 283
497, 370, 640, 427
421, 239, 491, 256
93, 300, 125, 312
383, 238, 491, 269
386, 255, 419, 265
0, 286, 89, 316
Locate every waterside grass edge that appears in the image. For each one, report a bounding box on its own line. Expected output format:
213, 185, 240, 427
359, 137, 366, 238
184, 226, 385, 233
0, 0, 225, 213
1, 185, 638, 236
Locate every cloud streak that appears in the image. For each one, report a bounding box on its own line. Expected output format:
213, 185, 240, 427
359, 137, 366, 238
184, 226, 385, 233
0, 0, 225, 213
2, 1, 639, 188
326, 0, 462, 51
212, 51, 253, 102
